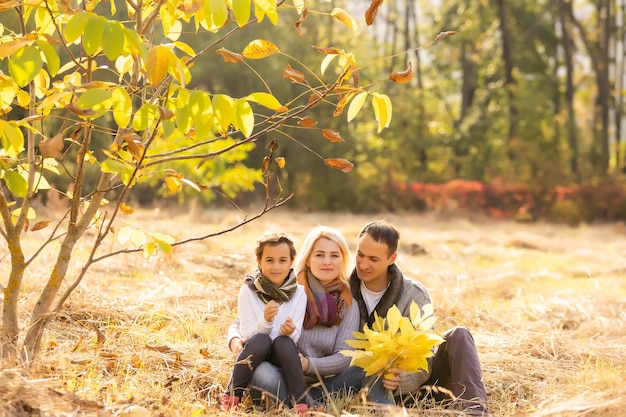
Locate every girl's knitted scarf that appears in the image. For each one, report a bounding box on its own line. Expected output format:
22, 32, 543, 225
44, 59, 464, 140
300, 269, 352, 330
245, 269, 298, 304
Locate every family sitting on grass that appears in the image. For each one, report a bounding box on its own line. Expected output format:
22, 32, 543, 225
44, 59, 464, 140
221, 220, 490, 416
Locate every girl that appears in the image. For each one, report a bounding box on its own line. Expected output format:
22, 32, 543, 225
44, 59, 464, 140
227, 226, 360, 408
221, 232, 309, 413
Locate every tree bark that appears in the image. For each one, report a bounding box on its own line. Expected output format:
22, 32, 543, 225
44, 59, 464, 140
496, 0, 518, 163
558, 0, 580, 181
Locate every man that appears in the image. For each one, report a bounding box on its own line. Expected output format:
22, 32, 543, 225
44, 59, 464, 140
350, 219, 490, 416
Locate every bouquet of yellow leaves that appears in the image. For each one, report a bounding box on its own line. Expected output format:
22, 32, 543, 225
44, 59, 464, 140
340, 301, 443, 377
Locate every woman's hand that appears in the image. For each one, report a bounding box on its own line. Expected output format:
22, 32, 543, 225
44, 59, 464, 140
299, 353, 309, 372
280, 317, 295, 336
229, 337, 246, 356
382, 368, 401, 391
264, 300, 279, 322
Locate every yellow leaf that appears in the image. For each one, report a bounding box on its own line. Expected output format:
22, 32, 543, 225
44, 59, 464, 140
117, 226, 136, 245
330, 8, 357, 31
242, 39, 280, 59
347, 91, 368, 122
120, 203, 134, 215
245, 92, 283, 111
165, 176, 182, 193
371, 92, 392, 133
146, 45, 170, 86
275, 156, 285, 168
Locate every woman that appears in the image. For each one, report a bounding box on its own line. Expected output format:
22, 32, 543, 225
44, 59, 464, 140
226, 225, 359, 408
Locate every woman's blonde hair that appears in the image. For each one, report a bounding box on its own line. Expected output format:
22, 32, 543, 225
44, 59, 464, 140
294, 226, 352, 287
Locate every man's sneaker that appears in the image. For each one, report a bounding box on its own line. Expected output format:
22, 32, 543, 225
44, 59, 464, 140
219, 393, 240, 410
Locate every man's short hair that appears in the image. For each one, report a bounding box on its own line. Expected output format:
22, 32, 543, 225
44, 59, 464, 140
358, 220, 400, 256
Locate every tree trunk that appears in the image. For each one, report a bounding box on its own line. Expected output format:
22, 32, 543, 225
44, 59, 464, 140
496, 0, 518, 164
565, 0, 613, 176
618, 0, 626, 172
558, 0, 580, 181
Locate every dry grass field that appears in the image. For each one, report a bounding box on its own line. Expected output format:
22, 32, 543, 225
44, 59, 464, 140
1, 207, 625, 417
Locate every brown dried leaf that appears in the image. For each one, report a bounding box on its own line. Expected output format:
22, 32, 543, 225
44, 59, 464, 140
307, 91, 323, 107
94, 324, 106, 346
131, 353, 142, 369
65, 103, 96, 116
145, 344, 174, 353
105, 360, 115, 372
39, 133, 64, 159
166, 169, 184, 179
322, 129, 344, 143
216, 47, 244, 63
199, 347, 210, 358
294, 7, 308, 38
334, 91, 357, 117
298, 116, 317, 127
311, 45, 342, 55
121, 131, 144, 161
389, 61, 413, 83
282, 64, 305, 83
434, 31, 456, 42
262, 156, 271, 172
266, 139, 278, 151
324, 158, 354, 173
99, 351, 120, 358
159, 106, 174, 120
365, 0, 384, 26
79, 81, 108, 90
352, 67, 360, 86
31, 220, 51, 231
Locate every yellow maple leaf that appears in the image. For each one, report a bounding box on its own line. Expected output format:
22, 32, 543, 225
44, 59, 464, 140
340, 302, 443, 377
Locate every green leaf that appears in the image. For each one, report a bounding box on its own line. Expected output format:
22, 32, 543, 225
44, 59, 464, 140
64, 11, 92, 43
209, 0, 229, 28
3, 170, 28, 198
111, 87, 132, 128
245, 92, 282, 110
77, 88, 112, 110
83, 15, 107, 56
347, 91, 368, 122
235, 99, 254, 138
101, 159, 135, 186
132, 103, 159, 131
9, 45, 43, 87
102, 21, 125, 61
232, 0, 251, 26
37, 40, 60, 77
212, 94, 235, 135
